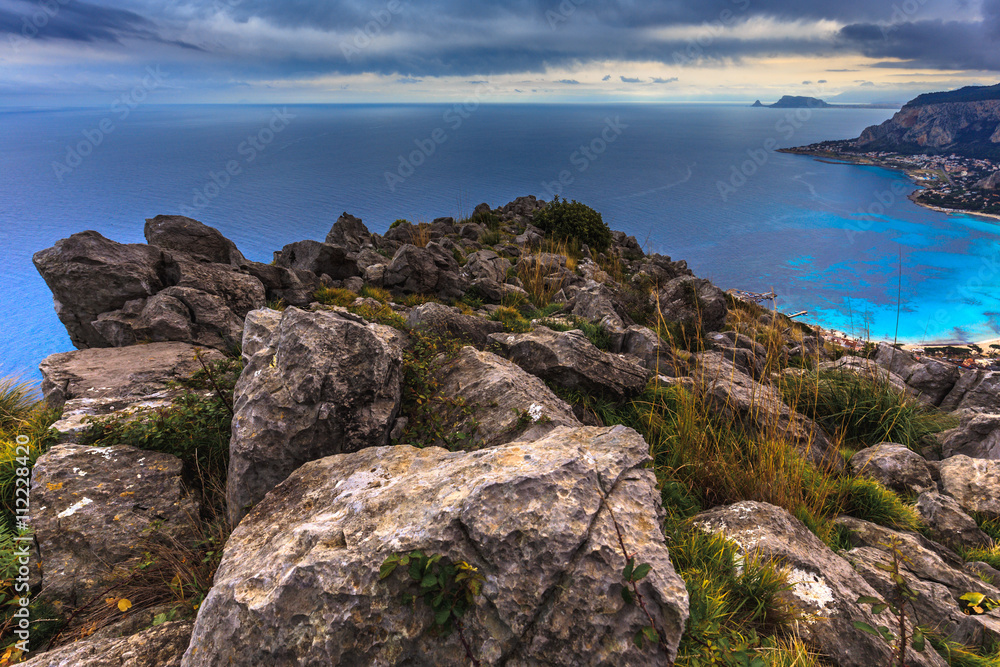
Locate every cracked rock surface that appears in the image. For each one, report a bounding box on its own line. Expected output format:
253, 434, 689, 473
183, 425, 688, 666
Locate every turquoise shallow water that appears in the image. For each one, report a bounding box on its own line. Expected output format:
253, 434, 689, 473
3, 103, 1000, 382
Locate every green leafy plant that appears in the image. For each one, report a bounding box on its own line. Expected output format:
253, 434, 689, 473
532, 196, 612, 252
958, 591, 999, 615
379, 551, 485, 664
488, 306, 531, 334
853, 538, 926, 665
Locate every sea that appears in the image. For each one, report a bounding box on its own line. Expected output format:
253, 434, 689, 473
4, 103, 1000, 384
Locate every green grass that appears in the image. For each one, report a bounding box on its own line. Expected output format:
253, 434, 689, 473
314, 286, 359, 307
928, 632, 1000, 667
784, 369, 956, 451
834, 476, 922, 532
488, 306, 531, 333
479, 229, 503, 246
536, 315, 612, 351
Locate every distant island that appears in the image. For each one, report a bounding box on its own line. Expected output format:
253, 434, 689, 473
781, 82, 1000, 217
751, 95, 899, 109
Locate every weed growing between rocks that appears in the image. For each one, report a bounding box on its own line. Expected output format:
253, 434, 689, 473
488, 306, 531, 333
835, 477, 922, 532
314, 286, 359, 307
396, 331, 480, 450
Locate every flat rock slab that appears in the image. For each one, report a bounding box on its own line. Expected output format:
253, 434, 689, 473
849, 443, 936, 496
938, 455, 1000, 520
30, 444, 200, 610
39, 342, 224, 410
20, 621, 193, 667
184, 425, 689, 666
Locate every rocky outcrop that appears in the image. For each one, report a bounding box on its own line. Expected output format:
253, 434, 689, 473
273, 239, 360, 280
383, 242, 467, 298
406, 302, 503, 348
657, 276, 727, 333
941, 369, 1000, 413
849, 443, 936, 496
939, 412, 1000, 459
184, 426, 689, 666
855, 84, 1000, 158
874, 343, 960, 407
977, 170, 1000, 190
937, 455, 1000, 520
30, 444, 200, 610
434, 346, 581, 448
489, 327, 650, 398
694, 501, 942, 667
20, 621, 193, 667
144, 215, 244, 266
325, 212, 372, 251
462, 250, 512, 302
226, 307, 403, 526
34, 225, 267, 352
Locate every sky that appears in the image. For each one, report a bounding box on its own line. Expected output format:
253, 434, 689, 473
1, 0, 999, 106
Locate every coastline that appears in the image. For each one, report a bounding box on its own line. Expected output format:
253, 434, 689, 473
779, 147, 1000, 223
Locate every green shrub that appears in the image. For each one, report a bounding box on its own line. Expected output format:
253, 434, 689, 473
532, 197, 612, 252
389, 218, 409, 229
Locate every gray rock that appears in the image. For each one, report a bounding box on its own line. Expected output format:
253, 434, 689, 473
657, 276, 727, 333
243, 261, 321, 308
849, 443, 936, 496
874, 343, 960, 406
621, 325, 671, 373
916, 491, 994, 551
21, 621, 193, 667
462, 249, 512, 302
571, 280, 627, 343
39, 342, 224, 410
240, 308, 282, 362
274, 240, 360, 280
694, 501, 942, 667
325, 212, 372, 251
705, 332, 767, 381
383, 242, 467, 299
939, 412, 1000, 459
33, 231, 168, 349
633, 254, 693, 287
226, 307, 402, 526
816, 356, 909, 395
144, 215, 245, 266
31, 445, 200, 610
488, 327, 650, 398
691, 351, 838, 468
938, 455, 1000, 519
433, 346, 581, 448
184, 426, 689, 666
406, 302, 503, 348
132, 286, 246, 350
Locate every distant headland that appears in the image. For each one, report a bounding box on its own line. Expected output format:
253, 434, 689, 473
752, 95, 899, 110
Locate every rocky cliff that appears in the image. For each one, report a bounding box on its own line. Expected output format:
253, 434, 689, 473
854, 82, 1000, 158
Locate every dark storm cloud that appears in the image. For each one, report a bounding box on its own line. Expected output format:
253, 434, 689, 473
3, 0, 998, 87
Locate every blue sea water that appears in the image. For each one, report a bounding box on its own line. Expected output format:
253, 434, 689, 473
3, 103, 1000, 383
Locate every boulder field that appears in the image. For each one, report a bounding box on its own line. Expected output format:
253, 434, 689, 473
21, 197, 1000, 665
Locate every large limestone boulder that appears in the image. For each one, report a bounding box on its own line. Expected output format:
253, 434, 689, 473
33, 231, 168, 349
242, 261, 322, 308
874, 343, 960, 406
184, 426, 689, 666
916, 491, 994, 552
940, 369, 1000, 413
849, 443, 936, 496
383, 242, 467, 299
274, 239, 360, 280
695, 501, 943, 667
144, 215, 245, 266
433, 346, 581, 448
657, 276, 727, 333
20, 621, 193, 667
226, 307, 403, 526
939, 412, 1000, 459
691, 351, 838, 468
488, 327, 650, 398
406, 302, 503, 348
938, 455, 1000, 519
325, 212, 372, 251
30, 445, 200, 610
462, 250, 512, 302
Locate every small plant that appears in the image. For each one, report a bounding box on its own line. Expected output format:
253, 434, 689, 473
835, 477, 922, 532
533, 196, 612, 252
479, 228, 503, 246
958, 591, 999, 615
379, 551, 484, 664
399, 293, 440, 308
360, 285, 392, 304
389, 218, 409, 229
314, 286, 358, 307
853, 538, 926, 665
409, 222, 432, 248
488, 306, 531, 333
